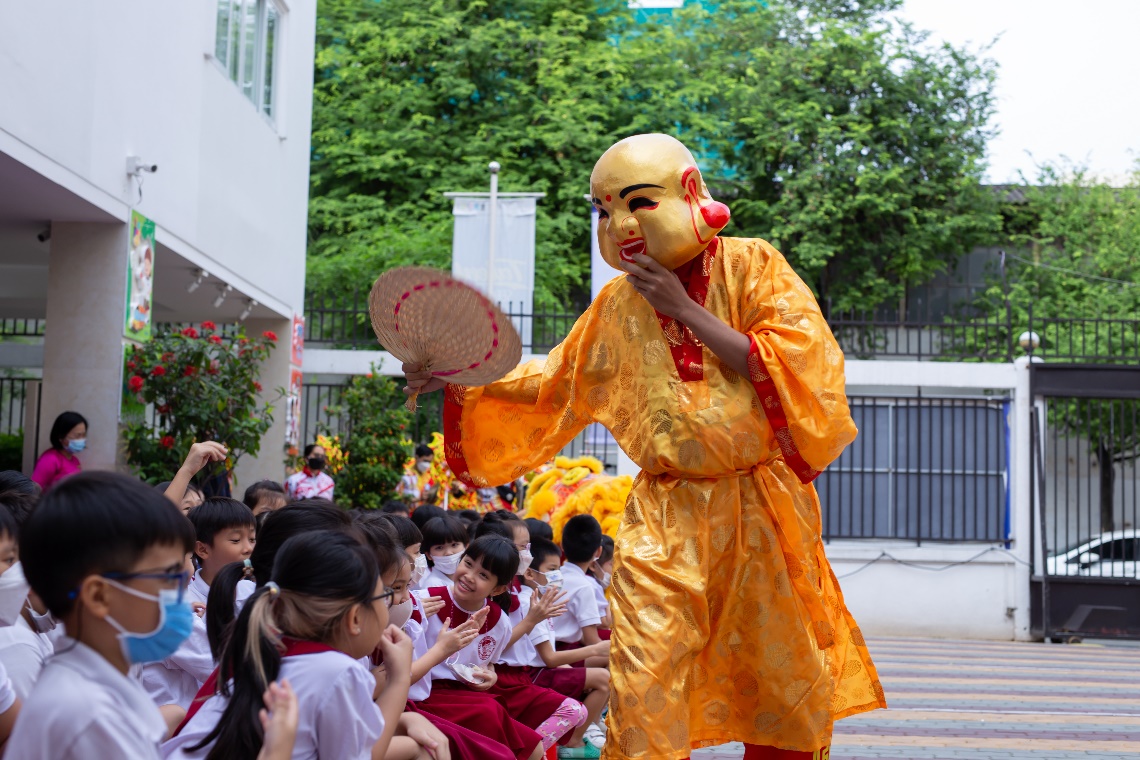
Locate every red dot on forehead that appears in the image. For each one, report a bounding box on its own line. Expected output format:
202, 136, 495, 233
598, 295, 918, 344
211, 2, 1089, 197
605, 195, 611, 202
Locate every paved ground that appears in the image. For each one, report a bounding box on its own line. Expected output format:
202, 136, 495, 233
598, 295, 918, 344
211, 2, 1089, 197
692, 635, 1140, 759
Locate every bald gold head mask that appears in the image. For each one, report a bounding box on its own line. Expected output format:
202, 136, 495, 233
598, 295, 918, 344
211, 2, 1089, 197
590, 134, 731, 272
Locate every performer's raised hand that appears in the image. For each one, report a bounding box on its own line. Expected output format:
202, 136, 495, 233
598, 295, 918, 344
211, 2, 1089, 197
403, 362, 447, 398
529, 586, 568, 622
620, 253, 693, 321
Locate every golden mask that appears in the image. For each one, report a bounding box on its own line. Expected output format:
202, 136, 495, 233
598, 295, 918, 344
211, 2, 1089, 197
590, 134, 731, 272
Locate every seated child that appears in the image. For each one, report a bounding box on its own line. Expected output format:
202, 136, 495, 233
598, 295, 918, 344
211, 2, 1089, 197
413, 535, 546, 760
382, 500, 411, 518
553, 516, 606, 657
510, 538, 610, 756
417, 515, 469, 590
409, 504, 446, 534
8, 472, 196, 758
139, 498, 256, 710
524, 517, 554, 545
163, 531, 411, 759
379, 514, 429, 589
589, 535, 614, 636
242, 481, 287, 517
0, 503, 46, 700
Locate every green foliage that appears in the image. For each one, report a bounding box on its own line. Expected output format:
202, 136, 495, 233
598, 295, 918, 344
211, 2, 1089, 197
121, 325, 279, 484
0, 433, 22, 472
308, 0, 998, 312
326, 370, 413, 509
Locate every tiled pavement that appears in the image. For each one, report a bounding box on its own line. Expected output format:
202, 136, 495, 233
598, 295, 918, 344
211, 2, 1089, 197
692, 635, 1140, 759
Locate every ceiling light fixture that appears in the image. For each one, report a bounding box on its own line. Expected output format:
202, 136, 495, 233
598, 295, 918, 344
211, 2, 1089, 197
187, 269, 208, 293
213, 284, 233, 309
239, 299, 258, 321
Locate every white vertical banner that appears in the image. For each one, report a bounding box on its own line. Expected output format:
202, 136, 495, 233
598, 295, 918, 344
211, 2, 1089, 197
448, 191, 545, 350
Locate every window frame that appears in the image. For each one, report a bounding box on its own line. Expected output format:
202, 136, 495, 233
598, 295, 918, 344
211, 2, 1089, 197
210, 0, 285, 129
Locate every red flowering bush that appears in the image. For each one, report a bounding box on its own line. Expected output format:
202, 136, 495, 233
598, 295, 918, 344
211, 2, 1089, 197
122, 324, 280, 484
262, 331, 278, 342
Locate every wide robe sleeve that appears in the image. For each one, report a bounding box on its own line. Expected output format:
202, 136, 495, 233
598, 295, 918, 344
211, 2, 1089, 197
740, 240, 857, 483
443, 305, 605, 488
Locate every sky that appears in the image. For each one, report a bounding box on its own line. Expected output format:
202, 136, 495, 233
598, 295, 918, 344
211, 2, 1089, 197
897, 0, 1140, 184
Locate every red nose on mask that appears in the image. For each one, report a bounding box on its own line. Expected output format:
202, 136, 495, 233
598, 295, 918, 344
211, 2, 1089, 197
700, 201, 731, 229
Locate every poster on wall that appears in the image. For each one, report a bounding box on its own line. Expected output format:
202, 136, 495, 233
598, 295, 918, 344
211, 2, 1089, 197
291, 314, 305, 367
124, 210, 156, 342
285, 368, 303, 451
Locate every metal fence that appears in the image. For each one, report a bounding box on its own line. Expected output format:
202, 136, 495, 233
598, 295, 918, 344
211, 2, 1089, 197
304, 289, 1139, 363
817, 395, 1010, 543
0, 378, 29, 437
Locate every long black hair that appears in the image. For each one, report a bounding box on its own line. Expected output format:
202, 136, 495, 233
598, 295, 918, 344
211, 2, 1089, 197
462, 535, 519, 613
189, 531, 378, 759
206, 503, 354, 657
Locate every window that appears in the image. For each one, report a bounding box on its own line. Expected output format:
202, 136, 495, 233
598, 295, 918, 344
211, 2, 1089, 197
215, 0, 281, 120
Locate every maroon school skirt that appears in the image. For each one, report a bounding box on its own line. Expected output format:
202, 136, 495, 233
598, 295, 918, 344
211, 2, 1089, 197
555, 639, 586, 668
404, 700, 515, 760
531, 664, 587, 697
489, 665, 568, 729
413, 680, 542, 760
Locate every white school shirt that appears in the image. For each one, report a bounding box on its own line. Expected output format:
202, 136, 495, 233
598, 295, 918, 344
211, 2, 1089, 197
551, 563, 602, 643
139, 575, 255, 709
500, 585, 555, 668
0, 659, 15, 714
6, 638, 167, 760
416, 566, 453, 592
163, 648, 384, 760
285, 470, 336, 501
592, 578, 609, 620
0, 621, 46, 699
405, 593, 433, 701
422, 586, 510, 684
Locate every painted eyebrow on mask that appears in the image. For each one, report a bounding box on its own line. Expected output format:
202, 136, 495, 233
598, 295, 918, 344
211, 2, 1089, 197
619, 183, 664, 199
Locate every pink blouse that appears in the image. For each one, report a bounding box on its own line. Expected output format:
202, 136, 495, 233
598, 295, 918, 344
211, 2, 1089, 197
31, 448, 82, 491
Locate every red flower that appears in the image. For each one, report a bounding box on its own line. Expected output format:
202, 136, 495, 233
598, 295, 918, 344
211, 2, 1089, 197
209, 335, 223, 345
183, 365, 198, 377
128, 376, 144, 392
201, 320, 217, 331
262, 331, 278, 342
162, 352, 174, 362
126, 361, 136, 371
239, 338, 249, 346
208, 359, 220, 375
151, 365, 166, 377
253, 382, 263, 392
181, 327, 199, 339
157, 404, 171, 414
160, 435, 175, 449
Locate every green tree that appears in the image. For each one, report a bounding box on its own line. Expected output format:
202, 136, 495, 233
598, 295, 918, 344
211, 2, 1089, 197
121, 324, 279, 486
971, 162, 1140, 532
308, 0, 999, 315
328, 370, 414, 509
309, 0, 631, 312
620, 0, 1001, 312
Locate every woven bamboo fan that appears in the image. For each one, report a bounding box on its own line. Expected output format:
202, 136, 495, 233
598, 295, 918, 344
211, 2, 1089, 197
369, 267, 522, 411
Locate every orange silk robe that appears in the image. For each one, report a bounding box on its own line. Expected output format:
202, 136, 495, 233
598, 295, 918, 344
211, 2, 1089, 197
443, 237, 885, 758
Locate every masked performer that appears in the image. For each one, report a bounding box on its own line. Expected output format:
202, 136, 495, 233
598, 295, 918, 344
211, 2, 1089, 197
405, 134, 884, 760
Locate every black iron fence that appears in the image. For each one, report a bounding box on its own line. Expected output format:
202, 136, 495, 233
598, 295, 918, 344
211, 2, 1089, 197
304, 289, 1139, 363
0, 378, 30, 437
817, 395, 1010, 543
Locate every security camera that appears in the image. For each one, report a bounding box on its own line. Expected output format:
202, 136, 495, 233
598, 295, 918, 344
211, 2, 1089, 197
36, 228, 51, 243
126, 156, 158, 176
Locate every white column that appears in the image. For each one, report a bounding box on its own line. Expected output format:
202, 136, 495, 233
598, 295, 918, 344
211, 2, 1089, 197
1010, 356, 1034, 640
233, 316, 293, 493
39, 221, 130, 471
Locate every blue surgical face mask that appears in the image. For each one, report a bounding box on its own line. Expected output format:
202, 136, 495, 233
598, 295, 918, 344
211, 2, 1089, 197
103, 581, 194, 664
67, 438, 86, 453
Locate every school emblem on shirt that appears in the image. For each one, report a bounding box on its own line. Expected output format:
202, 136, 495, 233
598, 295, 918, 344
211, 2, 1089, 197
477, 635, 496, 661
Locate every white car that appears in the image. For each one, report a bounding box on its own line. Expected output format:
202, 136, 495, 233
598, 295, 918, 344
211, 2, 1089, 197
1046, 530, 1140, 578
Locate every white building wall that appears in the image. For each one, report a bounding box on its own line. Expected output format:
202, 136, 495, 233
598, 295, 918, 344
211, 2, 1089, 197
0, 0, 315, 316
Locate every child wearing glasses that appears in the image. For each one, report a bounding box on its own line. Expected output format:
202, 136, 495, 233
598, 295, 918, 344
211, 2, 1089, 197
7, 472, 197, 758
140, 497, 257, 711
163, 530, 411, 759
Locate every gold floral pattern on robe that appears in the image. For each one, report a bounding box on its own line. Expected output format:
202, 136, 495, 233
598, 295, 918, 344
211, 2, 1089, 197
444, 237, 885, 757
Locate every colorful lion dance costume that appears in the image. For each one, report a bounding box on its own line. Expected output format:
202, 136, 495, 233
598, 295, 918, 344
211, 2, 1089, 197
523, 456, 633, 541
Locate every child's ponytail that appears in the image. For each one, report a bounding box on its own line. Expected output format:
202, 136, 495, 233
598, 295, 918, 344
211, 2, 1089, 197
205, 559, 250, 659
188, 530, 378, 759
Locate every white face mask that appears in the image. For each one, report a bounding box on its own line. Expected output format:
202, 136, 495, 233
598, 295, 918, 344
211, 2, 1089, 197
536, 568, 564, 593
517, 545, 533, 573
602, 571, 612, 588
416, 460, 431, 473
432, 551, 463, 576
410, 554, 428, 586
26, 600, 56, 634
388, 598, 413, 629
0, 562, 30, 627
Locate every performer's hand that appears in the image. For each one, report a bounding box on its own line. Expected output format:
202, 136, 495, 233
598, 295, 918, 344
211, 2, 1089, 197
620, 253, 694, 321
403, 363, 447, 397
